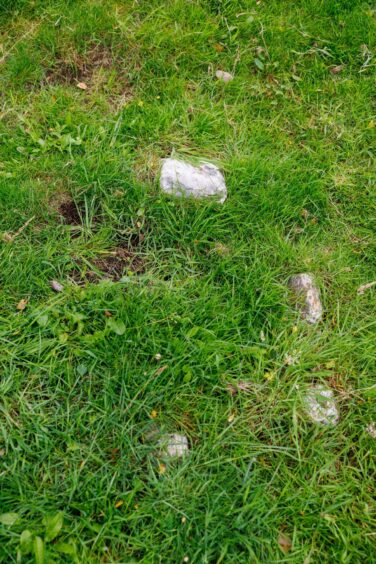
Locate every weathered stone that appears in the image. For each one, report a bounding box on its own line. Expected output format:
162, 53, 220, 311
303, 385, 339, 426
215, 70, 233, 83
160, 158, 227, 203
289, 273, 323, 324
366, 423, 376, 439
50, 280, 64, 293
157, 433, 189, 459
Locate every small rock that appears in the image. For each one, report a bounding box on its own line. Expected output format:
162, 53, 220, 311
366, 423, 376, 439
50, 280, 64, 293
215, 70, 233, 83
289, 273, 323, 324
303, 385, 339, 426
158, 433, 189, 459
160, 158, 227, 203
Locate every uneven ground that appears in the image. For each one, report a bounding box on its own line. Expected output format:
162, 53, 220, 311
0, 0, 375, 562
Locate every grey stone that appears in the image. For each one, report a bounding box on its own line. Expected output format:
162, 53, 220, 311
289, 273, 323, 324
160, 158, 227, 203
303, 385, 339, 426
157, 433, 189, 459
50, 280, 64, 293
215, 70, 234, 83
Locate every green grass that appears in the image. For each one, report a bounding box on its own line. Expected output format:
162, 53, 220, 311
0, 0, 375, 561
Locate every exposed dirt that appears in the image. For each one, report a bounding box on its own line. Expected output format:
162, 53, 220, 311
70, 244, 145, 284
44, 45, 133, 108
58, 200, 82, 225
45, 45, 113, 85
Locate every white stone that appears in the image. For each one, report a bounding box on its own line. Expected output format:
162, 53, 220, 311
366, 423, 376, 439
215, 70, 233, 83
289, 273, 323, 324
160, 158, 227, 203
158, 433, 189, 459
303, 385, 339, 426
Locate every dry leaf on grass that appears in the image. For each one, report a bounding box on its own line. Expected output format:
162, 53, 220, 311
214, 43, 224, 52
330, 64, 344, 74
278, 532, 292, 554
16, 299, 28, 311
77, 82, 88, 90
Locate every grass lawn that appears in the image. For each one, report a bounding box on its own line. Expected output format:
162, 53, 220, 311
0, 0, 375, 561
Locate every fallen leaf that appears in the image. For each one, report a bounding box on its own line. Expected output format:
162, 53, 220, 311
214, 43, 224, 52
115, 500, 124, 508
330, 64, 344, 74
227, 413, 235, 423
357, 281, 376, 295
104, 310, 112, 317
150, 410, 158, 419
50, 280, 64, 293
16, 298, 28, 311
77, 82, 88, 90
110, 448, 120, 461
278, 532, 292, 554
158, 463, 166, 474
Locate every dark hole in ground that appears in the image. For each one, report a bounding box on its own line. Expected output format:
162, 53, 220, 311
59, 200, 82, 225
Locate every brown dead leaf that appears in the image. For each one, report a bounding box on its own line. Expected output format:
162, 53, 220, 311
214, 43, 224, 53
2, 232, 13, 242
77, 82, 88, 90
278, 532, 292, 554
330, 64, 344, 75
16, 299, 28, 311
104, 310, 112, 317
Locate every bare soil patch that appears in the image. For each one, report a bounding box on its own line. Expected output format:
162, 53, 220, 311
70, 244, 145, 284
45, 45, 113, 86
58, 199, 82, 225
